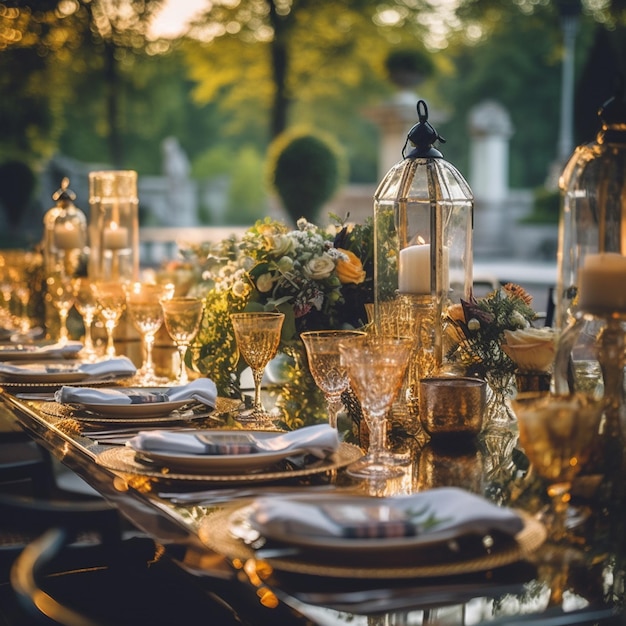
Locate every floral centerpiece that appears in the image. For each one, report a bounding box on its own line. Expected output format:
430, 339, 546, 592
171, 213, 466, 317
182, 216, 375, 410
444, 284, 555, 425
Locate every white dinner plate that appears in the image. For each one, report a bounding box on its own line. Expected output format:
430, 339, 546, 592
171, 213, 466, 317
128, 430, 310, 473
78, 399, 189, 419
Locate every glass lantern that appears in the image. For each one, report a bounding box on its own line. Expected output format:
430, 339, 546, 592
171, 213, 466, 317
42, 177, 87, 278
555, 84, 626, 330
373, 100, 474, 370
553, 252, 626, 504
88, 170, 139, 283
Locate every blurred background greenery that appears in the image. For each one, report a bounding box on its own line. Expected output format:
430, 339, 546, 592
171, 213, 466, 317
1, 0, 625, 238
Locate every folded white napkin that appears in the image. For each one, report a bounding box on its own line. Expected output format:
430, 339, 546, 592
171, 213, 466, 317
56, 377, 217, 408
128, 424, 339, 459
0, 356, 136, 378
248, 487, 524, 541
163, 378, 218, 407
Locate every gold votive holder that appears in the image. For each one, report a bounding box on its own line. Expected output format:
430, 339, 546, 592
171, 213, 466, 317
419, 376, 486, 439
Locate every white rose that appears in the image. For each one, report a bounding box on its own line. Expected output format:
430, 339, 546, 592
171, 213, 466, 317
270, 234, 294, 258
303, 254, 335, 280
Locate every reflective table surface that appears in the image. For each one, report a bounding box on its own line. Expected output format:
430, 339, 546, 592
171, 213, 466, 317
2, 389, 625, 626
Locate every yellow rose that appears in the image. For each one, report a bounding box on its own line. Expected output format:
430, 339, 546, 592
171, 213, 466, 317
335, 248, 366, 284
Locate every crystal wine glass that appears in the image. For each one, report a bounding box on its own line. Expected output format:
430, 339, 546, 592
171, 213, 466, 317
91, 281, 126, 359
46, 273, 75, 345
231, 312, 284, 423
161, 296, 204, 385
338, 335, 413, 479
125, 281, 175, 385
72, 277, 98, 362
300, 329, 367, 429
512, 392, 604, 542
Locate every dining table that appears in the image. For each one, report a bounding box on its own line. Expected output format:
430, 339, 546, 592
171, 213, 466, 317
1, 352, 625, 626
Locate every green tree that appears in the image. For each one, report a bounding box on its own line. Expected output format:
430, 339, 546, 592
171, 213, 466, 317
1, 0, 166, 168
183, 0, 436, 142
436, 1, 596, 188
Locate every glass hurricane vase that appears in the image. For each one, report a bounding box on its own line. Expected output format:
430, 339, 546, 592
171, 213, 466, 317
484, 370, 517, 429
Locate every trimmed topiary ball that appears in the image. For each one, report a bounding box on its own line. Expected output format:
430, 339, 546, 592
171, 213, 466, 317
267, 129, 347, 224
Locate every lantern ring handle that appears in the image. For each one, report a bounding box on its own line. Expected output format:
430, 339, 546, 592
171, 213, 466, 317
417, 100, 429, 122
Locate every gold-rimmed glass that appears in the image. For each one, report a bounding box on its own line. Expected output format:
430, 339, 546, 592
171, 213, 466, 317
46, 273, 75, 345
231, 312, 284, 423
161, 296, 204, 385
91, 281, 126, 359
125, 281, 175, 385
339, 335, 413, 479
300, 329, 367, 429
512, 392, 604, 542
72, 277, 98, 362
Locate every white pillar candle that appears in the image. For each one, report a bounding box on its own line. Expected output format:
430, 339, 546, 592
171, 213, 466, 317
54, 223, 82, 250
103, 223, 128, 250
579, 253, 626, 312
398, 244, 450, 295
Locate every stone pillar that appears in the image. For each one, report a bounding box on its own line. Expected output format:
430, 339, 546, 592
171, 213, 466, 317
161, 137, 196, 226
468, 100, 515, 258
468, 100, 513, 204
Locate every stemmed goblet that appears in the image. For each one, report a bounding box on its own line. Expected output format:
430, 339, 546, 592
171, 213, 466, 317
338, 335, 413, 479
161, 296, 204, 385
72, 277, 98, 362
512, 392, 604, 542
46, 273, 75, 345
91, 281, 126, 359
300, 329, 366, 429
125, 282, 175, 385
231, 312, 284, 423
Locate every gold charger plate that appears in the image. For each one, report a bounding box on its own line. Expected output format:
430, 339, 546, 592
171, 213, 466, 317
38, 400, 210, 427
198, 503, 546, 579
37, 396, 240, 427
0, 363, 88, 384
1, 378, 132, 393
96, 442, 362, 484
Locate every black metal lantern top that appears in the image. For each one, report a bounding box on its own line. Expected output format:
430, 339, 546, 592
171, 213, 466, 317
598, 79, 626, 144
403, 100, 446, 159
51, 177, 77, 207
